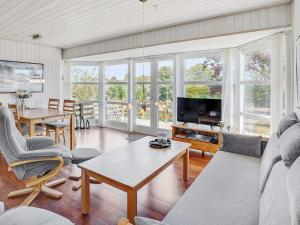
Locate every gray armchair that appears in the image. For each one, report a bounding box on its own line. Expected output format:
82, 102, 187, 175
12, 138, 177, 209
0, 201, 74, 225
0, 106, 72, 206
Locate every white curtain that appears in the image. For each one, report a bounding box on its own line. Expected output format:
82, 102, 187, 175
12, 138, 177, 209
221, 49, 234, 129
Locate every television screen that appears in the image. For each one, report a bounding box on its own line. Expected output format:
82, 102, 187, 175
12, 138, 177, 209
177, 97, 222, 125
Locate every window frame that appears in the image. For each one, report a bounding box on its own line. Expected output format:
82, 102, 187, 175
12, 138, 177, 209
238, 41, 272, 136
155, 56, 176, 130
69, 61, 101, 125
183, 51, 225, 99
104, 60, 130, 129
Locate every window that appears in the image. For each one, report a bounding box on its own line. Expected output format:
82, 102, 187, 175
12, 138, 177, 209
240, 47, 271, 136
105, 63, 129, 124
70, 64, 99, 120
71, 65, 99, 101
134, 61, 152, 127
184, 55, 223, 99
157, 60, 174, 129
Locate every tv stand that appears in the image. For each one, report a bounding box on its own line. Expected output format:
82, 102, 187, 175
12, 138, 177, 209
171, 124, 222, 154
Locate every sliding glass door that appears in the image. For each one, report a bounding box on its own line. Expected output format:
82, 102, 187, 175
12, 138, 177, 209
134, 60, 152, 133
133, 57, 175, 134
157, 59, 174, 130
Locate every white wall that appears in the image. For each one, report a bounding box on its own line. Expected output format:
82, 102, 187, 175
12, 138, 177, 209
0, 39, 62, 108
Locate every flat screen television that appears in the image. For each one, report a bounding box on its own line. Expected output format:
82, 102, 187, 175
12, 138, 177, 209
177, 97, 222, 126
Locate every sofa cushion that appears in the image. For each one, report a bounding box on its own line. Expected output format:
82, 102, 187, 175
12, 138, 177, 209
277, 112, 299, 137
259, 133, 282, 193
259, 161, 291, 225
135, 217, 169, 225
287, 157, 300, 225
164, 151, 260, 225
221, 133, 262, 157
0, 206, 74, 225
279, 123, 300, 167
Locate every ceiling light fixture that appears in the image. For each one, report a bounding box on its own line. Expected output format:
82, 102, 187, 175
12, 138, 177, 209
30, 34, 45, 84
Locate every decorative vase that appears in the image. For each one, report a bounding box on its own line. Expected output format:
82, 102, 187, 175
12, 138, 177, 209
19, 99, 26, 111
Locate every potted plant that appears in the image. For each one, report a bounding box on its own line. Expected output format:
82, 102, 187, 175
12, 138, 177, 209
16, 89, 32, 111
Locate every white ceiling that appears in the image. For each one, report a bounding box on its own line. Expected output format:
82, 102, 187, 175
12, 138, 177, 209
0, 0, 290, 49
69, 28, 288, 62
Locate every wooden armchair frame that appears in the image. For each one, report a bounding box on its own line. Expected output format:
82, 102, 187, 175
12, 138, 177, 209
8, 157, 67, 206
118, 218, 133, 225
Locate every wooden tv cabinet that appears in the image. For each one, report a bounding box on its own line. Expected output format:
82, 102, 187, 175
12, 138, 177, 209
171, 124, 222, 154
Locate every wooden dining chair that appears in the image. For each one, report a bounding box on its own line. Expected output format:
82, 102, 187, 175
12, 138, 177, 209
45, 100, 76, 145
8, 103, 44, 136
8, 104, 21, 131
48, 98, 60, 110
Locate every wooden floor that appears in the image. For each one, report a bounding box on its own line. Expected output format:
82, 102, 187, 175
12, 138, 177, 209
0, 127, 212, 225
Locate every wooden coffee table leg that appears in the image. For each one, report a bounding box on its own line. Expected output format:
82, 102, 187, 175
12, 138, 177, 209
81, 169, 90, 215
183, 149, 189, 181
127, 189, 137, 224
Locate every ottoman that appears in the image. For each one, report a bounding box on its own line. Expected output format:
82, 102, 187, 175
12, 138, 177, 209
69, 148, 102, 190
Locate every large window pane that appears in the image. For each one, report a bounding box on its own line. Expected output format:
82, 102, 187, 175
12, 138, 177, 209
135, 84, 151, 101
241, 45, 272, 137
158, 103, 173, 129
158, 60, 173, 82
135, 102, 151, 127
185, 84, 222, 99
71, 66, 99, 82
244, 117, 270, 137
135, 62, 151, 82
105, 64, 128, 82
106, 84, 128, 102
185, 56, 223, 82
105, 103, 128, 123
104, 63, 129, 125
158, 85, 173, 102
157, 60, 174, 129
158, 84, 173, 129
245, 49, 271, 81
71, 83, 99, 101
134, 61, 152, 128
245, 84, 270, 116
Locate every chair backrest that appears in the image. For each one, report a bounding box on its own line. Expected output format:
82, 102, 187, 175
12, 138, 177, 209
8, 103, 20, 121
48, 98, 60, 110
0, 107, 27, 165
63, 100, 76, 112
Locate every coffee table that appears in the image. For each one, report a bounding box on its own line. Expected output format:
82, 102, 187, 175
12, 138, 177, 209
79, 136, 191, 224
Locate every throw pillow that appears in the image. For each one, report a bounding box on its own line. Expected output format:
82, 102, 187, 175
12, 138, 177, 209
259, 133, 282, 193
279, 123, 300, 167
277, 112, 298, 137
135, 217, 169, 225
221, 133, 262, 157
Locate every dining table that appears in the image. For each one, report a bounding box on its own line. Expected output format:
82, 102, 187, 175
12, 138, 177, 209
19, 108, 76, 150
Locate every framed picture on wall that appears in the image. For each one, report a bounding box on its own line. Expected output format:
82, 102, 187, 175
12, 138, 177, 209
297, 35, 300, 100
0, 60, 44, 93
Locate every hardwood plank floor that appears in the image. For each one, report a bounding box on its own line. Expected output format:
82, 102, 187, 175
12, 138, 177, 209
0, 127, 212, 225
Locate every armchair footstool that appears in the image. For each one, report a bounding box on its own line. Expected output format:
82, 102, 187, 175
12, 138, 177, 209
69, 148, 102, 190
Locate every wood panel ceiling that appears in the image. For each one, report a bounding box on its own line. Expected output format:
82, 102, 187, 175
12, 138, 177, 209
0, 0, 290, 49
